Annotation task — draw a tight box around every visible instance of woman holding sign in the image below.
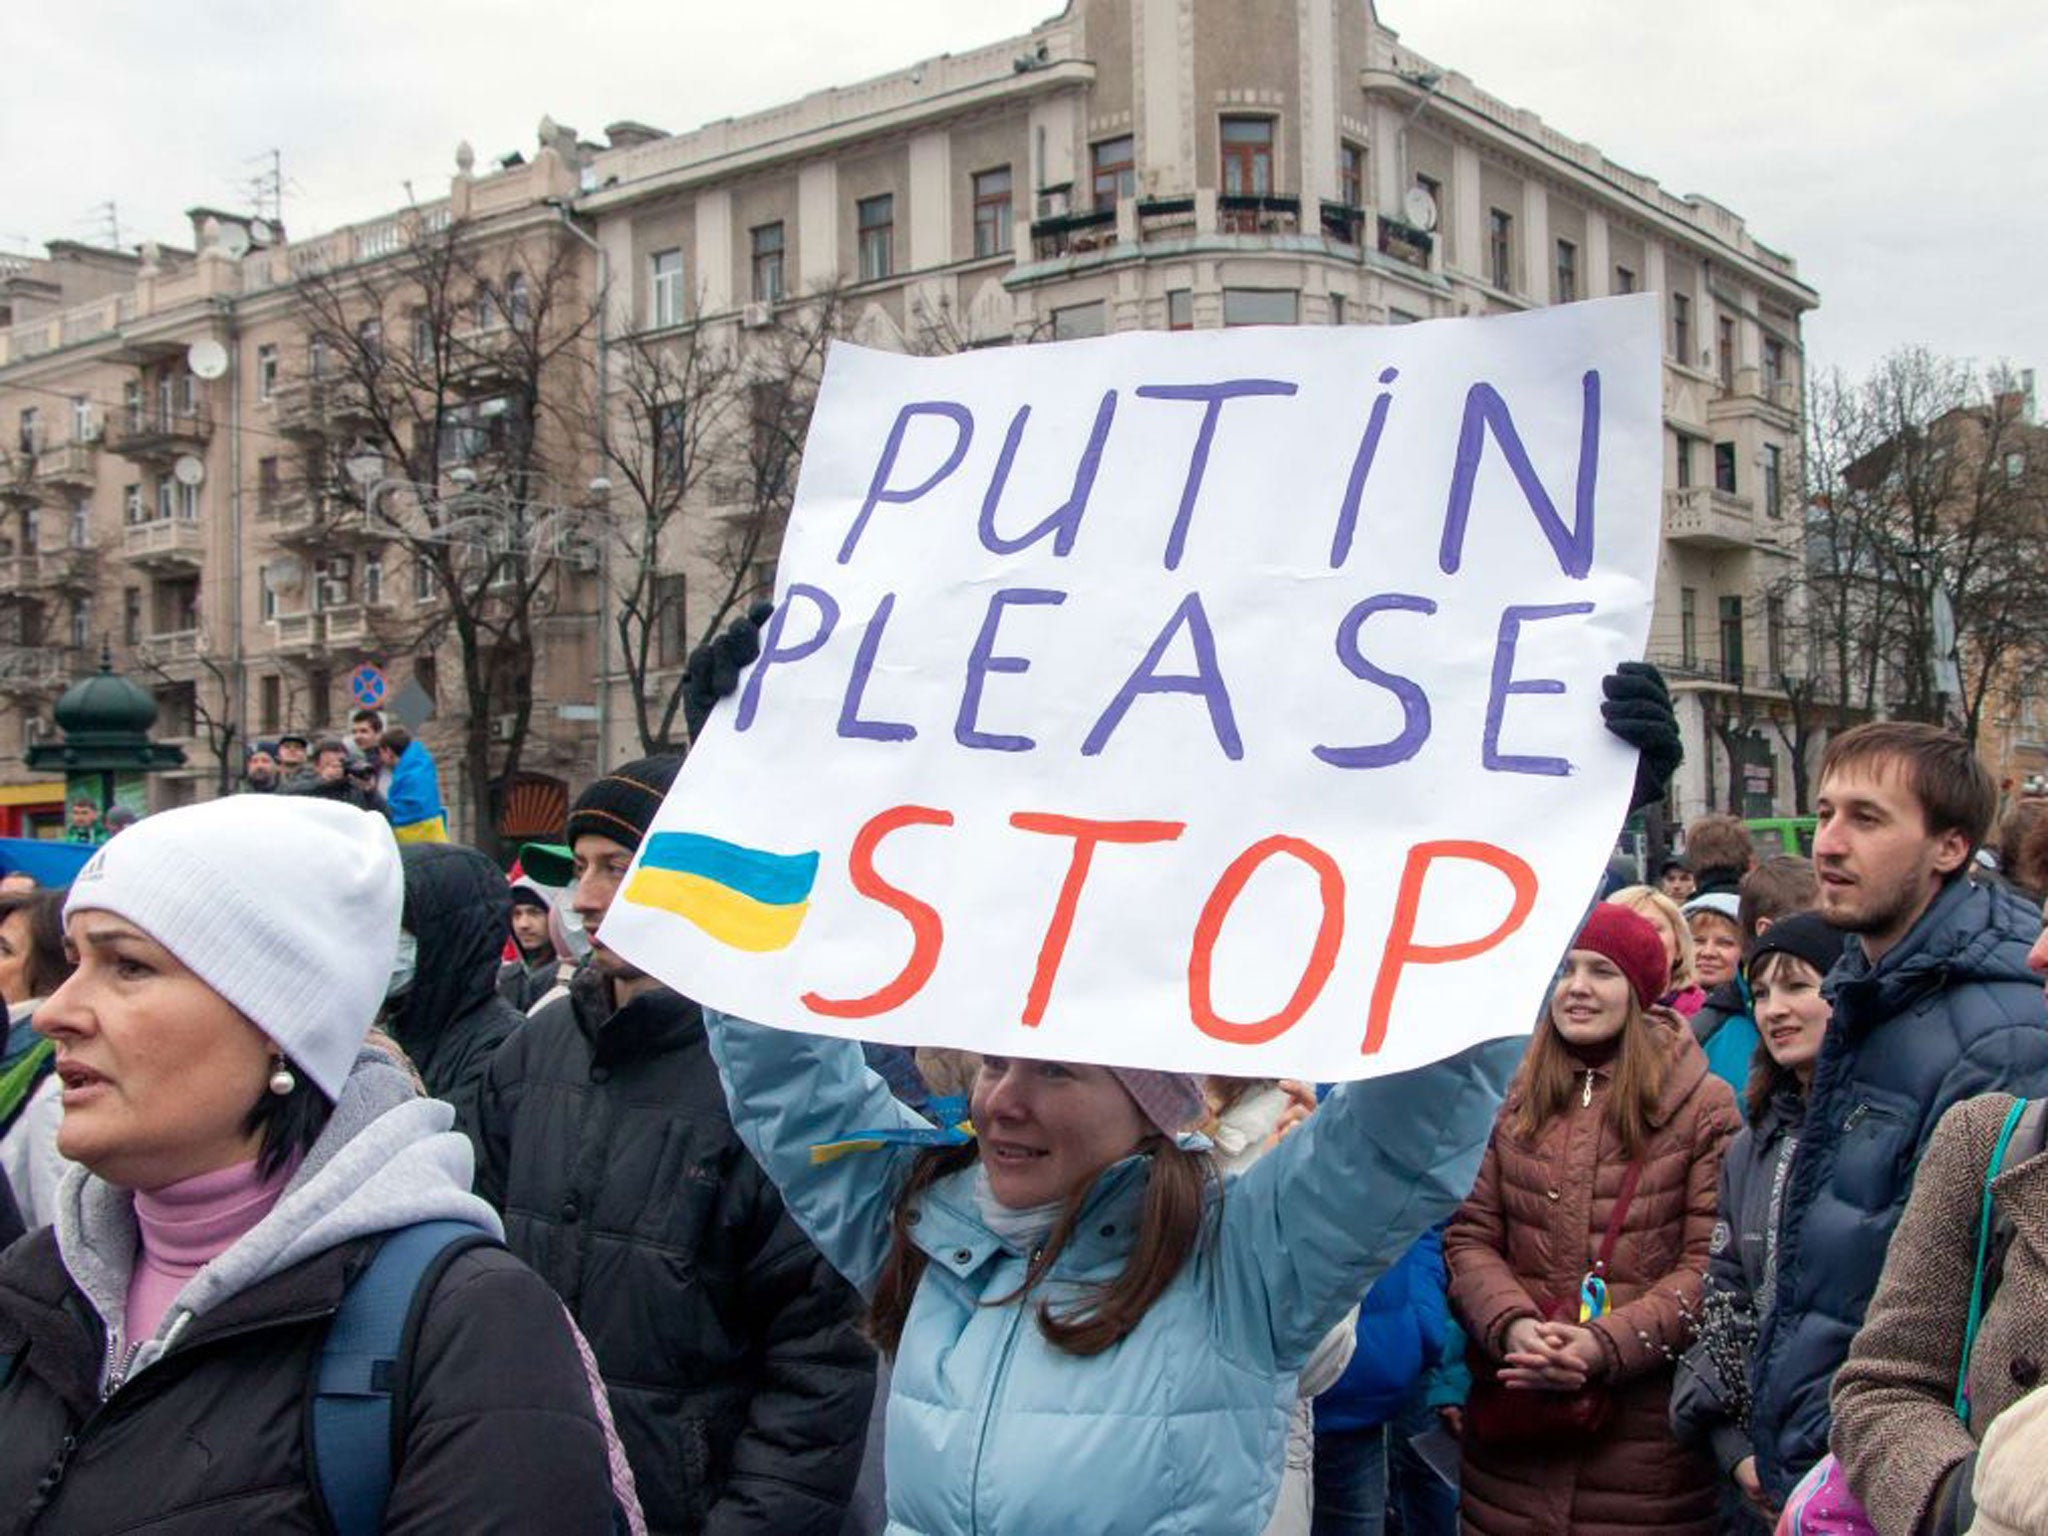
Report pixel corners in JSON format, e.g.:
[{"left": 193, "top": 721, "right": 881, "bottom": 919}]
[{"left": 1444, "top": 902, "right": 1740, "bottom": 1535}]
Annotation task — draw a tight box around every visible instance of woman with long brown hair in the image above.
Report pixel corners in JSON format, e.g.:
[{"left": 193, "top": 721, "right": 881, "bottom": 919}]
[
  {"left": 700, "top": 1015, "right": 1520, "bottom": 1535},
  {"left": 1445, "top": 903, "right": 1740, "bottom": 1535}
]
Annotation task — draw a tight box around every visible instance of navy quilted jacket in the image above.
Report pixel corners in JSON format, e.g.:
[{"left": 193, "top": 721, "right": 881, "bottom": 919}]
[{"left": 1749, "top": 876, "right": 2048, "bottom": 1501}]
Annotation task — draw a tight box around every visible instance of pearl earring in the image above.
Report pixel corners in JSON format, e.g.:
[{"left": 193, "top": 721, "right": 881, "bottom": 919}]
[{"left": 268, "top": 1061, "right": 297, "bottom": 1096}]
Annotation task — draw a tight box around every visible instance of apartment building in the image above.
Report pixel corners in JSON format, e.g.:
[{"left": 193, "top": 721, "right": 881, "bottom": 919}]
[{"left": 0, "top": 0, "right": 1819, "bottom": 837}]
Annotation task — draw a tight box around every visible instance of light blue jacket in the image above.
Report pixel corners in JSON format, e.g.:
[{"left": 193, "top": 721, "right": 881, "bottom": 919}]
[{"left": 705, "top": 1014, "right": 1521, "bottom": 1536}]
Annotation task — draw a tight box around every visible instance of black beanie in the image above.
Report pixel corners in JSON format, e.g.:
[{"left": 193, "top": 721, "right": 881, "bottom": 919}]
[
  {"left": 564, "top": 755, "right": 683, "bottom": 854},
  {"left": 1746, "top": 909, "right": 1851, "bottom": 983}
]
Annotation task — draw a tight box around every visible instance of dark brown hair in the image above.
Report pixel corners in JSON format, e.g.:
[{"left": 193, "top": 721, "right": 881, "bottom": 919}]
[
  {"left": 1996, "top": 800, "right": 2048, "bottom": 898},
  {"left": 0, "top": 890, "right": 73, "bottom": 1001},
  {"left": 1682, "top": 814, "right": 1755, "bottom": 880},
  {"left": 1743, "top": 950, "right": 1817, "bottom": 1121},
  {"left": 1510, "top": 991, "right": 1669, "bottom": 1159},
  {"left": 1818, "top": 721, "right": 1998, "bottom": 851},
  {"left": 1738, "top": 855, "right": 1820, "bottom": 944},
  {"left": 867, "top": 1137, "right": 1216, "bottom": 1359},
  {"left": 379, "top": 725, "right": 413, "bottom": 756}
]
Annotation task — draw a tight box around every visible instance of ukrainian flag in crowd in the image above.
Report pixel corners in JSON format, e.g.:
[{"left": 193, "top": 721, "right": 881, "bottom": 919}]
[{"left": 623, "top": 832, "right": 819, "bottom": 952}]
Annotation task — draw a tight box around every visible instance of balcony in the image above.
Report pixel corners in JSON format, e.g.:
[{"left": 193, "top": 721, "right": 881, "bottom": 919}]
[
  {"left": 319, "top": 602, "right": 402, "bottom": 652},
  {"left": 0, "top": 645, "right": 83, "bottom": 696},
  {"left": 33, "top": 546, "right": 98, "bottom": 590},
  {"left": 122, "top": 517, "right": 207, "bottom": 569},
  {"left": 272, "top": 610, "right": 325, "bottom": 659},
  {"left": 1663, "top": 486, "right": 1759, "bottom": 549},
  {"left": 1030, "top": 207, "right": 1118, "bottom": 261},
  {"left": 34, "top": 440, "right": 96, "bottom": 490},
  {"left": 105, "top": 408, "right": 212, "bottom": 462},
  {"left": 1218, "top": 194, "right": 1301, "bottom": 236},
  {"left": 1320, "top": 201, "right": 1365, "bottom": 247},
  {"left": 135, "top": 629, "right": 202, "bottom": 664},
  {"left": 265, "top": 487, "right": 376, "bottom": 548},
  {"left": 270, "top": 378, "right": 376, "bottom": 439},
  {"left": 1374, "top": 214, "right": 1433, "bottom": 270},
  {"left": 0, "top": 455, "right": 39, "bottom": 506},
  {"left": 0, "top": 552, "right": 38, "bottom": 593}
]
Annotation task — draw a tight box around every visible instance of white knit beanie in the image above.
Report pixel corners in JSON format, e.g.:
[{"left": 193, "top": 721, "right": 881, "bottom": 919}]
[
  {"left": 1967, "top": 1384, "right": 2048, "bottom": 1536},
  {"left": 64, "top": 796, "right": 402, "bottom": 1101}
]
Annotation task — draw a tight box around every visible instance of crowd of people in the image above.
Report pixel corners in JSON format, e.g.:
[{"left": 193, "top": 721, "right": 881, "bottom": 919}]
[{"left": 0, "top": 656, "right": 2044, "bottom": 1534}]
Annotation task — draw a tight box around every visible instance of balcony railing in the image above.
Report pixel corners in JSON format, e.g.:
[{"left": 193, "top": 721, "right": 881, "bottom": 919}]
[
  {"left": 1218, "top": 194, "right": 1301, "bottom": 235},
  {"left": 122, "top": 517, "right": 207, "bottom": 566},
  {"left": 138, "top": 629, "right": 202, "bottom": 662},
  {"left": 1374, "top": 214, "right": 1433, "bottom": 269},
  {"left": 34, "top": 440, "right": 97, "bottom": 487},
  {"left": 0, "top": 644, "right": 82, "bottom": 693},
  {"left": 1663, "top": 486, "right": 1761, "bottom": 549},
  {"left": 270, "top": 378, "right": 376, "bottom": 438},
  {"left": 35, "top": 545, "right": 99, "bottom": 589},
  {"left": 1029, "top": 207, "right": 1118, "bottom": 261},
  {"left": 273, "top": 611, "right": 323, "bottom": 655},
  {"left": 1320, "top": 201, "right": 1365, "bottom": 247},
  {"left": 0, "top": 552, "right": 38, "bottom": 592},
  {"left": 105, "top": 408, "right": 212, "bottom": 461}
]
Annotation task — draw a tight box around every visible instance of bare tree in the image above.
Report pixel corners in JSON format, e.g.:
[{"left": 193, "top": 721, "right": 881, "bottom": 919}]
[
  {"left": 138, "top": 650, "right": 239, "bottom": 796},
  {"left": 287, "top": 211, "right": 598, "bottom": 854}
]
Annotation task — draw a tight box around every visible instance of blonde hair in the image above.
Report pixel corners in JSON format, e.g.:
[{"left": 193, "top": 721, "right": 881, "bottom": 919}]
[{"left": 1607, "top": 884, "right": 1697, "bottom": 992}]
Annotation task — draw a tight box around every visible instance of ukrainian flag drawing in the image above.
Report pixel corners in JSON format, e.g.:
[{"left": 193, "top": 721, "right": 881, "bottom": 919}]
[{"left": 623, "top": 833, "right": 820, "bottom": 953}]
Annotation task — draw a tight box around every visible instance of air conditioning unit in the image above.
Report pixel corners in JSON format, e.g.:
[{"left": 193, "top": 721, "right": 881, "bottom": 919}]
[
  {"left": 317, "top": 577, "right": 351, "bottom": 609},
  {"left": 740, "top": 301, "right": 773, "bottom": 330},
  {"left": 491, "top": 712, "right": 519, "bottom": 742}
]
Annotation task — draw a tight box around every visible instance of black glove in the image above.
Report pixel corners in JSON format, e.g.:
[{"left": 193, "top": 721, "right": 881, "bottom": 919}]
[
  {"left": 1601, "top": 660, "right": 1682, "bottom": 815},
  {"left": 682, "top": 600, "right": 774, "bottom": 740}
]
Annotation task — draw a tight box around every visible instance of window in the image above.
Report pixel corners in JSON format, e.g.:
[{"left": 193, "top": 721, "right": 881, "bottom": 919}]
[
  {"left": 16, "top": 407, "right": 38, "bottom": 456},
  {"left": 123, "top": 484, "right": 143, "bottom": 525},
  {"left": 1671, "top": 293, "right": 1691, "bottom": 364},
  {"left": 1222, "top": 288, "right": 1299, "bottom": 327},
  {"left": 71, "top": 395, "right": 92, "bottom": 442},
  {"left": 68, "top": 500, "right": 88, "bottom": 548},
  {"left": 364, "top": 554, "right": 384, "bottom": 607},
  {"left": 655, "top": 401, "right": 687, "bottom": 483},
  {"left": 856, "top": 196, "right": 894, "bottom": 282},
  {"left": 123, "top": 587, "right": 142, "bottom": 646},
  {"left": 123, "top": 381, "right": 142, "bottom": 429},
  {"left": 155, "top": 479, "right": 174, "bottom": 522},
  {"left": 1767, "top": 596, "right": 1786, "bottom": 677},
  {"left": 1680, "top": 587, "right": 1697, "bottom": 669},
  {"left": 410, "top": 308, "right": 435, "bottom": 367},
  {"left": 306, "top": 668, "right": 331, "bottom": 730},
  {"left": 505, "top": 272, "right": 530, "bottom": 328},
  {"left": 413, "top": 554, "right": 437, "bottom": 603},
  {"left": 256, "top": 344, "right": 279, "bottom": 400},
  {"left": 1219, "top": 117, "right": 1274, "bottom": 197},
  {"left": 177, "top": 481, "right": 199, "bottom": 523},
  {"left": 1091, "top": 136, "right": 1134, "bottom": 212},
  {"left": 750, "top": 223, "right": 784, "bottom": 304},
  {"left": 1555, "top": 239, "right": 1578, "bottom": 303},
  {"left": 1051, "top": 301, "right": 1106, "bottom": 341},
  {"left": 1714, "top": 441, "right": 1738, "bottom": 494},
  {"left": 69, "top": 598, "right": 89, "bottom": 650},
  {"left": 649, "top": 249, "right": 683, "bottom": 329},
  {"left": 177, "top": 373, "right": 198, "bottom": 414},
  {"left": 1717, "top": 315, "right": 1736, "bottom": 389},
  {"left": 1339, "top": 142, "right": 1364, "bottom": 208},
  {"left": 473, "top": 282, "right": 497, "bottom": 332},
  {"left": 1487, "top": 208, "right": 1513, "bottom": 290},
  {"left": 654, "top": 573, "right": 690, "bottom": 668},
  {"left": 1329, "top": 293, "right": 1345, "bottom": 325},
  {"left": 1615, "top": 265, "right": 1637, "bottom": 294},
  {"left": 308, "top": 334, "right": 329, "bottom": 380},
  {"left": 1763, "top": 338, "right": 1786, "bottom": 395},
  {"left": 358, "top": 317, "right": 383, "bottom": 364},
  {"left": 1675, "top": 434, "right": 1694, "bottom": 489},
  {"left": 1167, "top": 290, "right": 1193, "bottom": 331},
  {"left": 972, "top": 167, "right": 1013, "bottom": 258},
  {"left": 1718, "top": 595, "right": 1744, "bottom": 683},
  {"left": 1763, "top": 444, "right": 1783, "bottom": 516},
  {"left": 260, "top": 675, "right": 281, "bottom": 734},
  {"left": 260, "top": 563, "right": 278, "bottom": 621}
]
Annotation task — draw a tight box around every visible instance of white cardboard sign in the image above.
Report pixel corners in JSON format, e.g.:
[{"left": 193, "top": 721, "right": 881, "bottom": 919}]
[{"left": 603, "top": 295, "right": 1662, "bottom": 1080}]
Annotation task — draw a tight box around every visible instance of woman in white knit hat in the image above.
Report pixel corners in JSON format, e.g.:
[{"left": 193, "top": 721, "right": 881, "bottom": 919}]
[{"left": 0, "top": 796, "right": 636, "bottom": 1532}]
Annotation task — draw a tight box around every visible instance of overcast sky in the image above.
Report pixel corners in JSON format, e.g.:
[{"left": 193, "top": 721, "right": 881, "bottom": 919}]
[{"left": 5, "top": 1, "right": 2042, "bottom": 383}]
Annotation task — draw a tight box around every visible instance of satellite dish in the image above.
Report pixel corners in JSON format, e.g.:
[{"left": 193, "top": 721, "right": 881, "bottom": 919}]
[
  {"left": 1403, "top": 187, "right": 1439, "bottom": 232},
  {"left": 172, "top": 454, "right": 206, "bottom": 488},
  {"left": 187, "top": 339, "right": 228, "bottom": 380},
  {"left": 218, "top": 223, "right": 251, "bottom": 259},
  {"left": 248, "top": 218, "right": 274, "bottom": 248}
]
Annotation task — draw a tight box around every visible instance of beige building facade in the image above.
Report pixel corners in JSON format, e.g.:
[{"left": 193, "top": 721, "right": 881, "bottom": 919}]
[{"left": 0, "top": 0, "right": 1818, "bottom": 839}]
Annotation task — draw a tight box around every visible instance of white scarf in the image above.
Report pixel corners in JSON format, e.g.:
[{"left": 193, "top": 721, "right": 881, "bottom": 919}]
[{"left": 971, "top": 1163, "right": 1066, "bottom": 1254}]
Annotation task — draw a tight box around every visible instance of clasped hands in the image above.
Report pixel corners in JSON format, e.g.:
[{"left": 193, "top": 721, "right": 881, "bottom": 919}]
[{"left": 1499, "top": 1316, "right": 1606, "bottom": 1392}]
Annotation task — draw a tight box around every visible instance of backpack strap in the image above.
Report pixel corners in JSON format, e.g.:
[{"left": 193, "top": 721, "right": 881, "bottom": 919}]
[
  {"left": 1958, "top": 1098, "right": 2034, "bottom": 1420},
  {"left": 310, "top": 1220, "right": 496, "bottom": 1536}
]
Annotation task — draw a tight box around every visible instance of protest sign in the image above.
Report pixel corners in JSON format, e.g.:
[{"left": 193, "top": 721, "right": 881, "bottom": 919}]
[{"left": 603, "top": 294, "right": 1663, "bottom": 1080}]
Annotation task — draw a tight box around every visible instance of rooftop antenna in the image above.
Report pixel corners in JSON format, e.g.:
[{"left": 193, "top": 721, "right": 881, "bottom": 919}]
[
  {"left": 244, "top": 148, "right": 285, "bottom": 228},
  {"left": 78, "top": 202, "right": 123, "bottom": 249}
]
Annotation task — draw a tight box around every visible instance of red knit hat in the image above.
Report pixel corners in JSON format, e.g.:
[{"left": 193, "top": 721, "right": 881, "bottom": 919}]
[{"left": 1573, "top": 903, "right": 1670, "bottom": 1009}]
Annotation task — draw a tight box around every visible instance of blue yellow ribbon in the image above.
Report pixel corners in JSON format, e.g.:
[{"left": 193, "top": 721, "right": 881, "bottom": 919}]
[{"left": 811, "top": 1095, "right": 976, "bottom": 1165}]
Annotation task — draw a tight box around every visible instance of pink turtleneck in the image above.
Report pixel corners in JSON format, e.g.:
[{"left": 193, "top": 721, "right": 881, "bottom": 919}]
[{"left": 123, "top": 1156, "right": 294, "bottom": 1350}]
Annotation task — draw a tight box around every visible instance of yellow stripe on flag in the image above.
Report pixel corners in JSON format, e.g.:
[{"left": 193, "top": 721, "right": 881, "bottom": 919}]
[{"left": 624, "top": 867, "right": 810, "bottom": 952}]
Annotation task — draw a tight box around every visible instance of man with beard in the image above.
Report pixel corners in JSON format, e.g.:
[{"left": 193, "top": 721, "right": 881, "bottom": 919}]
[
  {"left": 1747, "top": 721, "right": 2048, "bottom": 1514},
  {"left": 473, "top": 757, "right": 874, "bottom": 1535}
]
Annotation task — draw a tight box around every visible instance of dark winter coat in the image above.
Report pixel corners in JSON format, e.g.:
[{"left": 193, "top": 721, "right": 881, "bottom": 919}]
[
  {"left": 1833, "top": 1093, "right": 2048, "bottom": 1536},
  {"left": 1315, "top": 1226, "right": 1450, "bottom": 1434},
  {"left": 1669, "top": 1088, "right": 1803, "bottom": 1479},
  {"left": 388, "top": 842, "right": 528, "bottom": 1137},
  {"left": 0, "top": 1233, "right": 614, "bottom": 1535},
  {"left": 1446, "top": 1019, "right": 1741, "bottom": 1536},
  {"left": 280, "top": 772, "right": 388, "bottom": 815},
  {"left": 1749, "top": 876, "right": 2048, "bottom": 1503},
  {"left": 497, "top": 953, "right": 560, "bottom": 1014},
  {"left": 473, "top": 971, "right": 876, "bottom": 1536}
]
